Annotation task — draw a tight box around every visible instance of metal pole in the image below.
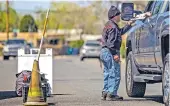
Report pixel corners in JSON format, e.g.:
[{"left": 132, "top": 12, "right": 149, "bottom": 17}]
[
  {"left": 36, "top": 9, "right": 50, "bottom": 61},
  {"left": 6, "top": 0, "right": 9, "bottom": 40}
]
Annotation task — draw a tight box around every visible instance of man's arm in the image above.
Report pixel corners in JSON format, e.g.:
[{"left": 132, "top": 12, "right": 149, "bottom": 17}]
[
  {"left": 120, "top": 24, "right": 132, "bottom": 35},
  {"left": 107, "top": 27, "right": 121, "bottom": 61},
  {"left": 101, "top": 29, "right": 107, "bottom": 44},
  {"left": 120, "top": 20, "right": 136, "bottom": 35},
  {"left": 105, "top": 27, "right": 118, "bottom": 55}
]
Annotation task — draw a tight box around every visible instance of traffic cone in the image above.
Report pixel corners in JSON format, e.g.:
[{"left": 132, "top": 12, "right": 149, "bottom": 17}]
[{"left": 24, "top": 60, "right": 48, "bottom": 106}]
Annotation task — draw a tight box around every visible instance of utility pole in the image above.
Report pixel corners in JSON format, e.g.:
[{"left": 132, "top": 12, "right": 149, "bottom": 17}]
[{"left": 6, "top": 0, "right": 9, "bottom": 40}]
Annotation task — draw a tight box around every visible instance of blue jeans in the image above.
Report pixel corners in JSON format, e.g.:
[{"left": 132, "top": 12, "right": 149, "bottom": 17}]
[{"left": 100, "top": 48, "right": 120, "bottom": 95}]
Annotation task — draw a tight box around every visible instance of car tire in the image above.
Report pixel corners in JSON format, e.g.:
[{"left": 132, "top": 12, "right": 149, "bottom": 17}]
[
  {"left": 80, "top": 57, "right": 84, "bottom": 61},
  {"left": 125, "top": 51, "right": 146, "bottom": 97},
  {"left": 162, "top": 53, "right": 170, "bottom": 106},
  {"left": 3, "top": 56, "right": 9, "bottom": 60}
]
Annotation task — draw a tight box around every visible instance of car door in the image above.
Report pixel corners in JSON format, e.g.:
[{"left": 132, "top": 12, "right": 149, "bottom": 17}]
[
  {"left": 133, "top": 20, "right": 144, "bottom": 65},
  {"left": 141, "top": 1, "right": 164, "bottom": 67},
  {"left": 135, "top": 1, "right": 155, "bottom": 66}
]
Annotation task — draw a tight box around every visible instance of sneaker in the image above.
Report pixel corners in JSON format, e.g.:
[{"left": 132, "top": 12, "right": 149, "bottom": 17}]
[
  {"left": 106, "top": 93, "right": 123, "bottom": 101},
  {"left": 101, "top": 91, "right": 107, "bottom": 100}
]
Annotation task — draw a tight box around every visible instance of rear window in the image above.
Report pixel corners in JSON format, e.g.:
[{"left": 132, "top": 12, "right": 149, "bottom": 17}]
[
  {"left": 6, "top": 40, "right": 25, "bottom": 44},
  {"left": 85, "top": 43, "right": 101, "bottom": 47}
]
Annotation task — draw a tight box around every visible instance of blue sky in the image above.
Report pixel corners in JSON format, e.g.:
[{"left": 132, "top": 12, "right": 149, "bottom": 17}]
[
  {"left": 0, "top": 0, "right": 119, "bottom": 16},
  {"left": 0, "top": 0, "right": 91, "bottom": 16},
  {"left": 11, "top": 0, "right": 90, "bottom": 11},
  {"left": 0, "top": 0, "right": 91, "bottom": 13}
]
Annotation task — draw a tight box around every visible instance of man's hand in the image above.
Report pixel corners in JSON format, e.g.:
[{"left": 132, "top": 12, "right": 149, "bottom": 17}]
[
  {"left": 127, "top": 20, "right": 135, "bottom": 26},
  {"left": 145, "top": 11, "right": 152, "bottom": 17},
  {"left": 113, "top": 55, "right": 120, "bottom": 62}
]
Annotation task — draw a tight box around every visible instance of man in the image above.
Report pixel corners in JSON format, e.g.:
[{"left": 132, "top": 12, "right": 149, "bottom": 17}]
[{"left": 100, "top": 5, "right": 134, "bottom": 101}]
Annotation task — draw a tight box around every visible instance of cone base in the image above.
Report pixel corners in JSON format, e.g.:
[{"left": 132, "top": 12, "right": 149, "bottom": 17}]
[{"left": 24, "top": 102, "right": 48, "bottom": 106}]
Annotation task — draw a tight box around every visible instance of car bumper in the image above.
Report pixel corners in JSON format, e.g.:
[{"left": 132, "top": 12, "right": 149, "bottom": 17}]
[
  {"left": 81, "top": 52, "right": 100, "bottom": 58},
  {"left": 3, "top": 51, "right": 18, "bottom": 56}
]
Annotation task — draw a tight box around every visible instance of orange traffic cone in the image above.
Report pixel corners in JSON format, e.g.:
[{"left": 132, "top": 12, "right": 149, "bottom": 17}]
[{"left": 24, "top": 60, "right": 48, "bottom": 106}]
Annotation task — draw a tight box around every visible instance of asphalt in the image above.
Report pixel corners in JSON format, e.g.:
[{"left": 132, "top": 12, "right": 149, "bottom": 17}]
[{"left": 0, "top": 56, "right": 164, "bottom": 106}]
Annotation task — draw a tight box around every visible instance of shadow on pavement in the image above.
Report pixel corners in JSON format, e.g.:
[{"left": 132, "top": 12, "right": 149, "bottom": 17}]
[
  {"left": 51, "top": 93, "right": 74, "bottom": 96},
  {"left": 0, "top": 91, "right": 17, "bottom": 100},
  {"left": 122, "top": 95, "right": 163, "bottom": 104},
  {"left": 48, "top": 103, "right": 56, "bottom": 106},
  {"left": 144, "top": 95, "right": 163, "bottom": 103}
]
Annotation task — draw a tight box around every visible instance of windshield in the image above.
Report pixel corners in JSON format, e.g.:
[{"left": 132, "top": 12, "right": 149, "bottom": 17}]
[{"left": 6, "top": 40, "right": 25, "bottom": 45}]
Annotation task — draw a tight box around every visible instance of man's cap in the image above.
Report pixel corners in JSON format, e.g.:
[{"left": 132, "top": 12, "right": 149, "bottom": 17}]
[{"left": 108, "top": 6, "right": 121, "bottom": 20}]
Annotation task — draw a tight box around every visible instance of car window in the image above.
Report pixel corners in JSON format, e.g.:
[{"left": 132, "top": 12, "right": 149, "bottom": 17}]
[
  {"left": 152, "top": 1, "right": 164, "bottom": 15},
  {"left": 85, "top": 43, "right": 101, "bottom": 47},
  {"left": 6, "top": 40, "right": 25, "bottom": 44},
  {"left": 144, "top": 1, "right": 155, "bottom": 12},
  {"left": 166, "top": 3, "right": 169, "bottom": 12}
]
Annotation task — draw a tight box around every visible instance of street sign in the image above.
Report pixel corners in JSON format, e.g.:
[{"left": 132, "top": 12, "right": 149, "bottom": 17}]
[{"left": 18, "top": 48, "right": 53, "bottom": 95}]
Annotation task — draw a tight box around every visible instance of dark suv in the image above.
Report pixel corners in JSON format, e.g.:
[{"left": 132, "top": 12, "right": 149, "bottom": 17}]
[{"left": 121, "top": 1, "right": 169, "bottom": 106}]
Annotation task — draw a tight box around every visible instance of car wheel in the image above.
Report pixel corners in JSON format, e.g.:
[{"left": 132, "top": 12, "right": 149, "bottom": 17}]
[
  {"left": 80, "top": 57, "right": 84, "bottom": 61},
  {"left": 163, "top": 53, "right": 170, "bottom": 106},
  {"left": 3, "top": 56, "right": 9, "bottom": 60},
  {"left": 125, "top": 51, "right": 146, "bottom": 97}
]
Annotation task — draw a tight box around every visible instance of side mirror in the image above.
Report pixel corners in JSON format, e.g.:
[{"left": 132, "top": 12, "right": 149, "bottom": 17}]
[{"left": 121, "top": 3, "right": 134, "bottom": 21}]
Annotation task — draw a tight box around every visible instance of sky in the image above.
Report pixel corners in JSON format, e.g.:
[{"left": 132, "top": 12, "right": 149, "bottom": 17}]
[
  {"left": 11, "top": 0, "right": 90, "bottom": 11},
  {"left": 0, "top": 0, "right": 121, "bottom": 17},
  {"left": 0, "top": 0, "right": 91, "bottom": 15}
]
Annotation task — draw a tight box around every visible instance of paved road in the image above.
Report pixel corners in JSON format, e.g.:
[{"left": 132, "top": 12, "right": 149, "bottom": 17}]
[{"left": 0, "top": 56, "right": 164, "bottom": 106}]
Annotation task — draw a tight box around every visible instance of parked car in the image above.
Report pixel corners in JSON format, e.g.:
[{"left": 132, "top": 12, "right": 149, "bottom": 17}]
[
  {"left": 2, "top": 39, "right": 29, "bottom": 60},
  {"left": 121, "top": 1, "right": 169, "bottom": 106},
  {"left": 80, "top": 40, "right": 101, "bottom": 61}
]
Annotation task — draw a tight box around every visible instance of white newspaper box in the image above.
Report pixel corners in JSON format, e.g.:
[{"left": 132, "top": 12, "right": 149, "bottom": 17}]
[{"left": 18, "top": 48, "right": 53, "bottom": 95}]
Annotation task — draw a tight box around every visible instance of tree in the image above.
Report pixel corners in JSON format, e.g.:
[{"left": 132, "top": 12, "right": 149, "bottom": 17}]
[
  {"left": 19, "top": 15, "right": 38, "bottom": 32},
  {"left": 36, "top": 2, "right": 99, "bottom": 34},
  {"left": 0, "top": 7, "right": 19, "bottom": 32},
  {"left": 88, "top": 1, "right": 108, "bottom": 34}
]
